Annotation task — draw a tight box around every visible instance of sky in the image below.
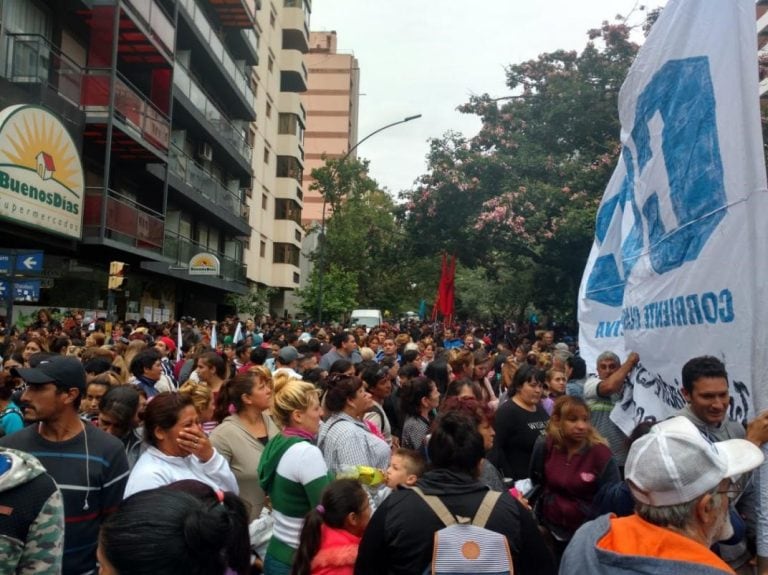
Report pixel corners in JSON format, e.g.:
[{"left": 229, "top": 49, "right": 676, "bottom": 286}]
[{"left": 309, "top": 0, "right": 663, "bottom": 195}]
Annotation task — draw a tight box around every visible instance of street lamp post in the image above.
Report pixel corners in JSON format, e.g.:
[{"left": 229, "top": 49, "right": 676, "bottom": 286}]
[{"left": 315, "top": 114, "right": 422, "bottom": 324}]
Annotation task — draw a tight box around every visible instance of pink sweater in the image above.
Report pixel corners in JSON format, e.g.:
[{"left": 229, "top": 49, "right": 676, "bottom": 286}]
[{"left": 310, "top": 524, "right": 361, "bottom": 575}]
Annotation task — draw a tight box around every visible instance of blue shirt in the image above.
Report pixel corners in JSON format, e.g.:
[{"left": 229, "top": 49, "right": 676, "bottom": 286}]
[{"left": 0, "top": 401, "right": 24, "bottom": 436}]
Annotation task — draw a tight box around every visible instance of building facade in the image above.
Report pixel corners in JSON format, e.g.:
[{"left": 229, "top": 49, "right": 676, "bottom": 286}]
[
  {"left": 0, "top": 0, "right": 307, "bottom": 323},
  {"left": 300, "top": 30, "right": 359, "bottom": 226}
]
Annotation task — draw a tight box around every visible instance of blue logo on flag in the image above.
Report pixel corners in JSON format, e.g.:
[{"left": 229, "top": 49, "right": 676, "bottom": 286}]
[{"left": 586, "top": 57, "right": 727, "bottom": 307}]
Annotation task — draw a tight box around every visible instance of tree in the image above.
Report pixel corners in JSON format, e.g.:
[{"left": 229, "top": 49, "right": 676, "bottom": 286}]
[
  {"left": 295, "top": 264, "right": 357, "bottom": 322},
  {"left": 398, "top": 19, "right": 643, "bottom": 323},
  {"left": 303, "top": 157, "right": 417, "bottom": 317},
  {"left": 226, "top": 285, "right": 275, "bottom": 320}
]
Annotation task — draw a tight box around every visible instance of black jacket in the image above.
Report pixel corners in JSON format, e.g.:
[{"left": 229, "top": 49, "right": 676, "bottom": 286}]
[{"left": 354, "top": 468, "right": 556, "bottom": 575}]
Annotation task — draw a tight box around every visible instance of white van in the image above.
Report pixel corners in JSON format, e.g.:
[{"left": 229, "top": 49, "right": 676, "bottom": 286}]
[{"left": 350, "top": 309, "right": 382, "bottom": 330}]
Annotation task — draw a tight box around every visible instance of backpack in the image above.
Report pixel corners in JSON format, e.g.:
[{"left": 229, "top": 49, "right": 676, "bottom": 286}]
[{"left": 412, "top": 486, "right": 514, "bottom": 575}]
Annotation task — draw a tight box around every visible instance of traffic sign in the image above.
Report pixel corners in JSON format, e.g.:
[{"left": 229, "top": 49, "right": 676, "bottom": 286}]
[
  {"left": 16, "top": 252, "right": 43, "bottom": 272},
  {"left": 0, "top": 255, "right": 9, "bottom": 274},
  {"left": 13, "top": 280, "right": 40, "bottom": 301},
  {"left": 0, "top": 280, "right": 7, "bottom": 298}
]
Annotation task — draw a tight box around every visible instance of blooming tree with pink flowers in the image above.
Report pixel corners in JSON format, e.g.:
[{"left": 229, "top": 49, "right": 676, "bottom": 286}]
[{"left": 398, "top": 19, "right": 642, "bottom": 320}]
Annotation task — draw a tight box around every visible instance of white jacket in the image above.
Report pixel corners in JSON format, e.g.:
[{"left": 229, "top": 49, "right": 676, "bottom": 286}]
[{"left": 124, "top": 445, "right": 238, "bottom": 498}]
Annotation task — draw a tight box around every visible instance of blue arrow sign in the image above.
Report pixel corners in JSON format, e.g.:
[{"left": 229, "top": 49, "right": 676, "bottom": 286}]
[
  {"left": 16, "top": 252, "right": 43, "bottom": 272},
  {"left": 0, "top": 254, "right": 9, "bottom": 274},
  {"left": 13, "top": 280, "right": 40, "bottom": 302},
  {"left": 0, "top": 280, "right": 7, "bottom": 299}
]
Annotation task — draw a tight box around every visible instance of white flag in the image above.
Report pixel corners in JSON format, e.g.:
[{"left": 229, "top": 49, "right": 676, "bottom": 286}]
[{"left": 578, "top": 0, "right": 768, "bottom": 434}]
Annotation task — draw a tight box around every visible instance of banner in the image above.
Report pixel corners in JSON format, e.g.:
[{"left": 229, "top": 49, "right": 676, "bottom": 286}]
[{"left": 578, "top": 0, "right": 768, "bottom": 435}]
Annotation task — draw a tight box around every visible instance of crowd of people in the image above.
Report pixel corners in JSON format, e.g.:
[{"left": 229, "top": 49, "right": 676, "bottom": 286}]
[{"left": 0, "top": 308, "right": 767, "bottom": 574}]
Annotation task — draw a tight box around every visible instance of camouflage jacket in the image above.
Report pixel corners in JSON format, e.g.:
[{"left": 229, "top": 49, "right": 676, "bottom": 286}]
[{"left": 0, "top": 447, "right": 64, "bottom": 574}]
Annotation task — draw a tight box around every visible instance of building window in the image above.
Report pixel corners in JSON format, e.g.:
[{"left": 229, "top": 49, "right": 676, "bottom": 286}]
[
  {"left": 266, "top": 101, "right": 272, "bottom": 118},
  {"left": 263, "top": 148, "right": 269, "bottom": 164},
  {"left": 276, "top": 156, "right": 303, "bottom": 183},
  {"left": 278, "top": 113, "right": 304, "bottom": 141},
  {"left": 270, "top": 9, "right": 276, "bottom": 28},
  {"left": 268, "top": 56, "right": 274, "bottom": 73},
  {"left": 293, "top": 272, "right": 300, "bottom": 284},
  {"left": 275, "top": 199, "right": 301, "bottom": 224},
  {"left": 260, "top": 240, "right": 266, "bottom": 257},
  {"left": 273, "top": 243, "right": 300, "bottom": 266},
  {"left": 295, "top": 229, "right": 302, "bottom": 242},
  {"left": 262, "top": 193, "right": 268, "bottom": 210}
]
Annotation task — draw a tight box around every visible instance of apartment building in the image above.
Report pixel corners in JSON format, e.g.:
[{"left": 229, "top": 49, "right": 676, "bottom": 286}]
[
  {"left": 0, "top": 0, "right": 307, "bottom": 322},
  {"left": 300, "top": 30, "right": 359, "bottom": 226},
  {"left": 245, "top": 0, "right": 309, "bottom": 318}
]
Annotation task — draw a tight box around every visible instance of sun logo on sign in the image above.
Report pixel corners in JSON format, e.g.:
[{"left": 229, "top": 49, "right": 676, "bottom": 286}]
[{"left": 0, "top": 107, "right": 82, "bottom": 197}]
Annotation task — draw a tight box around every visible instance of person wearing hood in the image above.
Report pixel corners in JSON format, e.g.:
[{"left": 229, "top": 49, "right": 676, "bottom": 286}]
[
  {"left": 0, "top": 447, "right": 64, "bottom": 574},
  {"left": 258, "top": 377, "right": 331, "bottom": 575},
  {"left": 123, "top": 392, "right": 237, "bottom": 498},
  {"left": 560, "top": 416, "right": 764, "bottom": 575},
  {"left": 354, "top": 410, "right": 555, "bottom": 575}
]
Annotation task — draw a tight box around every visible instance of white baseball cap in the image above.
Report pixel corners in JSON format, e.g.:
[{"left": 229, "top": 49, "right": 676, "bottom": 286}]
[{"left": 626, "top": 416, "right": 764, "bottom": 506}]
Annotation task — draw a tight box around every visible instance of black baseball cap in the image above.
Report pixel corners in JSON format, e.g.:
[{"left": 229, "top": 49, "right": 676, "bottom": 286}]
[{"left": 12, "top": 356, "right": 86, "bottom": 393}]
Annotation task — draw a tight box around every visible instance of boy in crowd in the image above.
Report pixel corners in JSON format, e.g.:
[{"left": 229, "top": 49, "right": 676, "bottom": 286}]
[{"left": 385, "top": 448, "right": 425, "bottom": 489}]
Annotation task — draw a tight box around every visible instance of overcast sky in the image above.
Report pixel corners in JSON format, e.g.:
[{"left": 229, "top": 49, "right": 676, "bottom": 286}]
[{"left": 309, "top": 1, "right": 664, "bottom": 195}]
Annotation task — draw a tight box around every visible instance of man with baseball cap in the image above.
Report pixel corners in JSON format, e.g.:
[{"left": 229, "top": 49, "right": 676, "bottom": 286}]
[
  {"left": 272, "top": 345, "right": 303, "bottom": 379},
  {"left": 561, "top": 416, "right": 764, "bottom": 574},
  {"left": 0, "top": 356, "right": 129, "bottom": 575}
]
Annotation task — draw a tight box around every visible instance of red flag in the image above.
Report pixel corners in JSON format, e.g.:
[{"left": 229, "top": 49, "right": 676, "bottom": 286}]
[
  {"left": 432, "top": 253, "right": 447, "bottom": 320},
  {"left": 441, "top": 255, "right": 456, "bottom": 321}
]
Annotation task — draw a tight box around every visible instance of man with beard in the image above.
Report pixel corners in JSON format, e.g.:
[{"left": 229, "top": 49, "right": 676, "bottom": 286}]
[{"left": 561, "top": 416, "right": 763, "bottom": 574}]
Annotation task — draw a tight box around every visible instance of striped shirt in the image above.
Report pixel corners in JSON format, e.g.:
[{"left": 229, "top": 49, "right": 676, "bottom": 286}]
[
  {"left": 0, "top": 423, "right": 130, "bottom": 575},
  {"left": 267, "top": 441, "right": 330, "bottom": 563}
]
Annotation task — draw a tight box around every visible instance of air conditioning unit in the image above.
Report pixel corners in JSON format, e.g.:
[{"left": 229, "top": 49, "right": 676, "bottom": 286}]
[{"left": 197, "top": 142, "right": 213, "bottom": 162}]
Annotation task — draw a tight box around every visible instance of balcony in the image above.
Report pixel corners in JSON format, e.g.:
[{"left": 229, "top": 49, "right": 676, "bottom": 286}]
[
  {"left": 178, "top": 0, "right": 256, "bottom": 117},
  {"left": 272, "top": 263, "right": 300, "bottom": 287},
  {"left": 163, "top": 144, "right": 251, "bottom": 234},
  {"left": 282, "top": 0, "right": 309, "bottom": 53},
  {"left": 280, "top": 50, "right": 308, "bottom": 92},
  {"left": 83, "top": 187, "right": 164, "bottom": 254},
  {"left": 279, "top": 92, "right": 306, "bottom": 124},
  {"left": 275, "top": 176, "right": 303, "bottom": 201},
  {"left": 163, "top": 230, "right": 246, "bottom": 283},
  {"left": 207, "top": 0, "right": 256, "bottom": 28},
  {"left": 273, "top": 220, "right": 302, "bottom": 245},
  {"left": 227, "top": 28, "right": 259, "bottom": 66},
  {"left": 81, "top": 69, "right": 170, "bottom": 157},
  {"left": 122, "top": 0, "right": 175, "bottom": 62},
  {"left": 277, "top": 134, "right": 303, "bottom": 164},
  {"left": 4, "top": 34, "right": 83, "bottom": 109},
  {"left": 173, "top": 63, "right": 253, "bottom": 167}
]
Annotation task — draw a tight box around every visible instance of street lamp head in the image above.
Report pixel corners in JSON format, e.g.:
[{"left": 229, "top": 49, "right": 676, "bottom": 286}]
[{"left": 403, "top": 114, "right": 422, "bottom": 122}]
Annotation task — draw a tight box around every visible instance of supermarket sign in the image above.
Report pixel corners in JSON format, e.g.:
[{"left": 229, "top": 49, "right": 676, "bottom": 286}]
[{"left": 0, "top": 105, "right": 84, "bottom": 239}]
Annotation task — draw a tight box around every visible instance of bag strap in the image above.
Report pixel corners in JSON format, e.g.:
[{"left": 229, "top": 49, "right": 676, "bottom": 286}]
[
  {"left": 411, "top": 486, "right": 458, "bottom": 526},
  {"left": 472, "top": 490, "right": 502, "bottom": 528},
  {"left": 412, "top": 486, "right": 502, "bottom": 528}
]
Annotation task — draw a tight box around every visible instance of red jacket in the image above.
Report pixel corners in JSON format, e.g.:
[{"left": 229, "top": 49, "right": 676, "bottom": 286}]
[{"left": 311, "top": 524, "right": 360, "bottom": 575}]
